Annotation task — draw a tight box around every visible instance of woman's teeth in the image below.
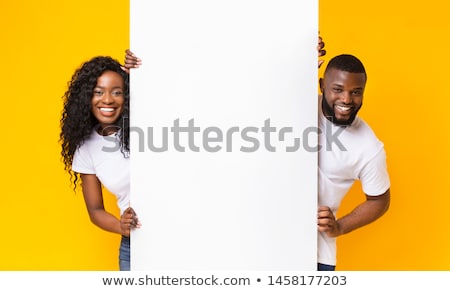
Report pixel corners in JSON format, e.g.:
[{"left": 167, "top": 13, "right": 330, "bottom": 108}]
[{"left": 100, "top": 108, "right": 114, "bottom": 112}]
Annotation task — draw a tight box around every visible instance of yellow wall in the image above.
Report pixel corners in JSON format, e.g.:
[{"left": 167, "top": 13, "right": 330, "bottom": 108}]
[
  {"left": 1, "top": 0, "right": 448, "bottom": 270},
  {"left": 320, "top": 0, "right": 450, "bottom": 270},
  {"left": 0, "top": 0, "right": 128, "bottom": 270}
]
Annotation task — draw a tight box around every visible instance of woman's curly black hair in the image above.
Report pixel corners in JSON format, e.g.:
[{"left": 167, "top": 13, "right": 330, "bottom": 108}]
[{"left": 60, "top": 56, "right": 129, "bottom": 189}]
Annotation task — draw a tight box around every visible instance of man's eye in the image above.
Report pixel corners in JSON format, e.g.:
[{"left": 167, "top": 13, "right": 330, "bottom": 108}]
[
  {"left": 352, "top": 91, "right": 362, "bottom": 95},
  {"left": 332, "top": 88, "right": 342, "bottom": 93}
]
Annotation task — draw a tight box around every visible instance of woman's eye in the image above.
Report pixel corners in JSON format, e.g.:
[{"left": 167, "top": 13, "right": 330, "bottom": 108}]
[
  {"left": 93, "top": 90, "right": 103, "bottom": 96},
  {"left": 112, "top": 91, "right": 123, "bottom": 96}
]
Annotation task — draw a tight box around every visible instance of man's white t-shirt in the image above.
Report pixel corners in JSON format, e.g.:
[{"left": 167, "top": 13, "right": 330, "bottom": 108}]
[
  {"left": 72, "top": 129, "right": 130, "bottom": 215},
  {"left": 318, "top": 99, "right": 390, "bottom": 266}
]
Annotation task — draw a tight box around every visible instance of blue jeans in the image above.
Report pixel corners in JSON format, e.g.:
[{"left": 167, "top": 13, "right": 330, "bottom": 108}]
[
  {"left": 317, "top": 263, "right": 335, "bottom": 271},
  {"left": 119, "top": 236, "right": 130, "bottom": 271}
]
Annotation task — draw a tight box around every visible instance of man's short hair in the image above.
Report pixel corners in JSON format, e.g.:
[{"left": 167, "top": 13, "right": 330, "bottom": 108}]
[{"left": 325, "top": 54, "right": 367, "bottom": 79}]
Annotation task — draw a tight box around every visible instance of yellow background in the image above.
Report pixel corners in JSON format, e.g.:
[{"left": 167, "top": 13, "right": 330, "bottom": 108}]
[
  {"left": 320, "top": 0, "right": 450, "bottom": 270},
  {"left": 0, "top": 0, "right": 449, "bottom": 270},
  {"left": 0, "top": 0, "right": 128, "bottom": 270}
]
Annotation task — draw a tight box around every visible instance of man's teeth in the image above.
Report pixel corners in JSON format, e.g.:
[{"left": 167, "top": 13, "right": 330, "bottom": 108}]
[
  {"left": 100, "top": 108, "right": 114, "bottom": 112},
  {"left": 335, "top": 105, "right": 351, "bottom": 111}
]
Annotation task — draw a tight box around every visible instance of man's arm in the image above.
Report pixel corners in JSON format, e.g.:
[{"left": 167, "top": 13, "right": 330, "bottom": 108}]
[
  {"left": 318, "top": 188, "right": 390, "bottom": 237},
  {"left": 318, "top": 35, "right": 326, "bottom": 68}
]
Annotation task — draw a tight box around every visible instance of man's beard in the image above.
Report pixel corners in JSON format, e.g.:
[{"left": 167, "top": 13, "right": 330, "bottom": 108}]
[{"left": 321, "top": 92, "right": 361, "bottom": 126}]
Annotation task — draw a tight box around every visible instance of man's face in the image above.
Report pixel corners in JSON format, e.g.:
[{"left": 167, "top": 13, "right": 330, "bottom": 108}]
[{"left": 320, "top": 68, "right": 366, "bottom": 126}]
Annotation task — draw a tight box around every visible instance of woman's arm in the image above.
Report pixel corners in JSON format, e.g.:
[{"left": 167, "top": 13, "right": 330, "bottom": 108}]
[
  {"left": 121, "top": 49, "right": 142, "bottom": 73},
  {"left": 80, "top": 173, "right": 138, "bottom": 236}
]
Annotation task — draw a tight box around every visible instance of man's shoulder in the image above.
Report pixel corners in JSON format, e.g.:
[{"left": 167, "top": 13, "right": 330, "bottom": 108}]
[
  {"left": 351, "top": 116, "right": 379, "bottom": 138},
  {"left": 350, "top": 116, "right": 385, "bottom": 157}
]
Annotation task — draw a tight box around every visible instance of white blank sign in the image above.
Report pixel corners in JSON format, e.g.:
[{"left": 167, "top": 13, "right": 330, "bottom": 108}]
[{"left": 130, "top": 0, "right": 318, "bottom": 270}]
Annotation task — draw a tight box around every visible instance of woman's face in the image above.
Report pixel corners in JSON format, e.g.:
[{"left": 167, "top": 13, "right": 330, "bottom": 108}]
[{"left": 91, "top": 70, "right": 125, "bottom": 135}]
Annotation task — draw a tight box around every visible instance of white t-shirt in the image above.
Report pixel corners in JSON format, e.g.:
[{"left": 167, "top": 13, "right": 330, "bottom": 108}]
[
  {"left": 72, "top": 129, "right": 130, "bottom": 215},
  {"left": 318, "top": 99, "right": 390, "bottom": 266}
]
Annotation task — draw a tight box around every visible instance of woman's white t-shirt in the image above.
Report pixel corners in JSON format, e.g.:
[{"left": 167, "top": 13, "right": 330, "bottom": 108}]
[{"left": 72, "top": 129, "right": 130, "bottom": 215}]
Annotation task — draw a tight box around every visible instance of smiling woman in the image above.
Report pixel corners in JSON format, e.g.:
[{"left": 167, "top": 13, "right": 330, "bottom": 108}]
[
  {"left": 91, "top": 71, "right": 126, "bottom": 135},
  {"left": 59, "top": 56, "right": 140, "bottom": 271}
]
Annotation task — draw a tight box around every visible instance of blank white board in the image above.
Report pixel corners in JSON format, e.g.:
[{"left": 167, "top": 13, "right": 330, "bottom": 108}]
[{"left": 130, "top": 0, "right": 318, "bottom": 270}]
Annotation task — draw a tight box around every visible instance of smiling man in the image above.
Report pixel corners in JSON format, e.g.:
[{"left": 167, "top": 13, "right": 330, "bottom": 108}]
[{"left": 316, "top": 54, "right": 391, "bottom": 271}]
